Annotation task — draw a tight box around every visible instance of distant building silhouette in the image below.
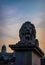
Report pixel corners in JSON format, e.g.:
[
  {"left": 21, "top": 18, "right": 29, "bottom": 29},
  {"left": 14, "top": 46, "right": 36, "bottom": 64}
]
[{"left": 0, "top": 45, "right": 15, "bottom": 65}]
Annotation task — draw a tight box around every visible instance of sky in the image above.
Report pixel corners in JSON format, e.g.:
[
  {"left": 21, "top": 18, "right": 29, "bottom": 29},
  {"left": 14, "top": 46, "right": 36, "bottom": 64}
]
[{"left": 0, "top": 0, "right": 45, "bottom": 53}]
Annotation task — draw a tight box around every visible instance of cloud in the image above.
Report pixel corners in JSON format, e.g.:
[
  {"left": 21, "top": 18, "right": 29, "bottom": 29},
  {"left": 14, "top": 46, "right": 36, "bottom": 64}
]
[
  {"left": 0, "top": 22, "right": 21, "bottom": 39},
  {"left": 0, "top": 5, "right": 18, "bottom": 26},
  {"left": 2, "top": 6, "right": 17, "bottom": 17},
  {"left": 37, "top": 12, "right": 45, "bottom": 28},
  {"left": 38, "top": 22, "right": 45, "bottom": 28}
]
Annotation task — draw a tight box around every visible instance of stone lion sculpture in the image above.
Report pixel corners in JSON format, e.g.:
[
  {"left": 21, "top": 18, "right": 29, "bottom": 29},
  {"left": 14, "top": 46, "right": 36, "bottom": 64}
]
[{"left": 19, "top": 21, "right": 39, "bottom": 46}]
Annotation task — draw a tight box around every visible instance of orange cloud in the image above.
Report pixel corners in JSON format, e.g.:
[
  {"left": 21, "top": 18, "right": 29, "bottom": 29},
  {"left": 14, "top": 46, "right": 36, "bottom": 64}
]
[{"left": 36, "top": 28, "right": 45, "bottom": 53}]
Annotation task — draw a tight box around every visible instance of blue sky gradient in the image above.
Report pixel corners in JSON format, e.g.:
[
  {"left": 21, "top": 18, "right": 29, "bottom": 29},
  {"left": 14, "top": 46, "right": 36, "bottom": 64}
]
[{"left": 0, "top": 0, "right": 45, "bottom": 52}]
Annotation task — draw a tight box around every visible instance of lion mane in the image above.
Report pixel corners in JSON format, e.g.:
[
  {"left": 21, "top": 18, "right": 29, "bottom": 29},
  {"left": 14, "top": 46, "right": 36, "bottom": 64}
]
[{"left": 19, "top": 21, "right": 36, "bottom": 41}]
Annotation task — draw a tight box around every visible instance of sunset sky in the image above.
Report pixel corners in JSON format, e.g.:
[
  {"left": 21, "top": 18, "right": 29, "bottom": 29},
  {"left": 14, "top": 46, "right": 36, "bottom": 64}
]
[{"left": 0, "top": 0, "right": 45, "bottom": 53}]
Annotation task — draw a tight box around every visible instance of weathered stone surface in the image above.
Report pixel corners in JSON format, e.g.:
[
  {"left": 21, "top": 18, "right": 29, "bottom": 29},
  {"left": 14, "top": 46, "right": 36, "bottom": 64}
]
[
  {"left": 18, "top": 21, "right": 39, "bottom": 46},
  {"left": 32, "top": 52, "right": 41, "bottom": 65},
  {"left": 19, "top": 21, "right": 36, "bottom": 41},
  {"left": 15, "top": 51, "right": 32, "bottom": 65}
]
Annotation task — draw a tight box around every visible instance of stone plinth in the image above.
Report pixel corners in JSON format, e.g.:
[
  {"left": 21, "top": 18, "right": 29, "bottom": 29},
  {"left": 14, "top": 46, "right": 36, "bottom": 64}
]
[{"left": 9, "top": 44, "right": 44, "bottom": 65}]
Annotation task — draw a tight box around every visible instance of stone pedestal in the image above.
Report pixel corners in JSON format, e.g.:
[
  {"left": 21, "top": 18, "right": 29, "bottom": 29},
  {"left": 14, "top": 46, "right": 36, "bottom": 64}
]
[{"left": 9, "top": 44, "right": 44, "bottom": 65}]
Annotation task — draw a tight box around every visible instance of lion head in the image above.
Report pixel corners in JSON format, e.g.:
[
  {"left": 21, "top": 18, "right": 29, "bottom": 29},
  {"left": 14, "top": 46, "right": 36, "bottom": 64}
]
[{"left": 19, "top": 21, "right": 36, "bottom": 42}]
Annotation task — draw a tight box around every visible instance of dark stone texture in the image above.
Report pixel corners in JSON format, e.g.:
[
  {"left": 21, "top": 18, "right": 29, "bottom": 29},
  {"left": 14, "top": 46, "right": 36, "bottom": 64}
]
[
  {"left": 15, "top": 51, "right": 32, "bottom": 65},
  {"left": 19, "top": 21, "right": 39, "bottom": 46}
]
